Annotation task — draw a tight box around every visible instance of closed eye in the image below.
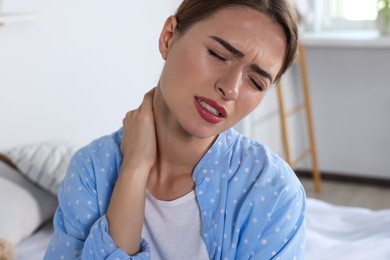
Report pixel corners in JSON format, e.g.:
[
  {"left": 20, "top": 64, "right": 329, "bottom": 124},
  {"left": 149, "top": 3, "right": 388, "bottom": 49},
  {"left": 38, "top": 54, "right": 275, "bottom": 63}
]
[
  {"left": 208, "top": 49, "right": 227, "bottom": 61},
  {"left": 249, "top": 77, "right": 265, "bottom": 92}
]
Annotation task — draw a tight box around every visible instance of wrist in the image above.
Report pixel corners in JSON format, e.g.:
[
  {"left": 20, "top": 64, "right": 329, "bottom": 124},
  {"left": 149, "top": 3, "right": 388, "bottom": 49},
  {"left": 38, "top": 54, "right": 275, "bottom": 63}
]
[{"left": 119, "top": 161, "right": 151, "bottom": 182}]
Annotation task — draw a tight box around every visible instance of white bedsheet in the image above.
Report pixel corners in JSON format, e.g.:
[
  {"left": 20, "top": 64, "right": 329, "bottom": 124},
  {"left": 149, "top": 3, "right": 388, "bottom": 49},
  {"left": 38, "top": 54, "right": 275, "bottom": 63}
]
[
  {"left": 306, "top": 198, "right": 390, "bottom": 260},
  {"left": 15, "top": 198, "right": 390, "bottom": 259}
]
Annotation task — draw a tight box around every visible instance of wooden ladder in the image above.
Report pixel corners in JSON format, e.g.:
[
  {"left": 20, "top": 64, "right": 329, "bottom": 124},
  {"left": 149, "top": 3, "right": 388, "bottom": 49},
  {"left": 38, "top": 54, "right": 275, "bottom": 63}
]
[{"left": 276, "top": 43, "right": 322, "bottom": 193}]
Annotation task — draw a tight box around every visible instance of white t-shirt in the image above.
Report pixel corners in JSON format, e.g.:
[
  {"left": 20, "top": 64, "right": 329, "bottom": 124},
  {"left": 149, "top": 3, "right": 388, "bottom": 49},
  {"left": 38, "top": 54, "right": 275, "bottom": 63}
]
[{"left": 142, "top": 190, "right": 209, "bottom": 260}]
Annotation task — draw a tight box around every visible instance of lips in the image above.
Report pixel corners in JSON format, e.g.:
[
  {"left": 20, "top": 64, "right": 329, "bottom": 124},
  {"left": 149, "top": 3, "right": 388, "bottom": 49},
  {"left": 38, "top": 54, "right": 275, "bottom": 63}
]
[{"left": 194, "top": 96, "right": 227, "bottom": 124}]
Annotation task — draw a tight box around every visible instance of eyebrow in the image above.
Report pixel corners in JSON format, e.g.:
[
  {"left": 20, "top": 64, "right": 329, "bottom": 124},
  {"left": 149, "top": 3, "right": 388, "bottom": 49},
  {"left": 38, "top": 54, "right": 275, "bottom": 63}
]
[
  {"left": 209, "top": 35, "right": 244, "bottom": 58},
  {"left": 208, "top": 35, "right": 274, "bottom": 83},
  {"left": 250, "top": 64, "right": 273, "bottom": 84}
]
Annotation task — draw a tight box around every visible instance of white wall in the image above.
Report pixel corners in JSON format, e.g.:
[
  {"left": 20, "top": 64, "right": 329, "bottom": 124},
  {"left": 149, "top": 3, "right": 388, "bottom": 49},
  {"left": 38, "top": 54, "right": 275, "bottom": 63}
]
[
  {"left": 0, "top": 0, "right": 181, "bottom": 149},
  {"left": 305, "top": 45, "right": 390, "bottom": 179}
]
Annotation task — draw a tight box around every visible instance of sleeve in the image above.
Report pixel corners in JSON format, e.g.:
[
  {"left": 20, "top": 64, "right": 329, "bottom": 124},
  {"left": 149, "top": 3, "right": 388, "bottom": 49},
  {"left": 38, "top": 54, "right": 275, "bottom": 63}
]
[
  {"left": 251, "top": 186, "right": 306, "bottom": 260},
  {"left": 43, "top": 148, "right": 150, "bottom": 260}
]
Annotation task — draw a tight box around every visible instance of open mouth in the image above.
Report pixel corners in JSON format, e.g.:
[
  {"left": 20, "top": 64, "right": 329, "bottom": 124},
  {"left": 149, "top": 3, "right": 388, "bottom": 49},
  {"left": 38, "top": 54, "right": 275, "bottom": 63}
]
[
  {"left": 197, "top": 98, "right": 221, "bottom": 117},
  {"left": 194, "top": 96, "right": 227, "bottom": 124}
]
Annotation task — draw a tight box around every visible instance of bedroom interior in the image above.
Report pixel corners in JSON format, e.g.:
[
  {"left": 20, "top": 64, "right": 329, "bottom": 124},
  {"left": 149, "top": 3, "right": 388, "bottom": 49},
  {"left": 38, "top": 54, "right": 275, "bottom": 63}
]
[{"left": 1, "top": 0, "right": 389, "bottom": 259}]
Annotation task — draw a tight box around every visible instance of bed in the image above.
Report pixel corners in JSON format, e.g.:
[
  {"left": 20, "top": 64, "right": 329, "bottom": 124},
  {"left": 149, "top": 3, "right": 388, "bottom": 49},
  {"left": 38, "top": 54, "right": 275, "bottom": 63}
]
[
  {"left": 10, "top": 198, "right": 390, "bottom": 260},
  {"left": 1, "top": 144, "right": 390, "bottom": 260}
]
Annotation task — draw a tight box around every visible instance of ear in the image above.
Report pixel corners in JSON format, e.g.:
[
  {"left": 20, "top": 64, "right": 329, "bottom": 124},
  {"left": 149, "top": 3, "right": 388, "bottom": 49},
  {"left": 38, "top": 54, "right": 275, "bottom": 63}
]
[{"left": 159, "top": 16, "right": 178, "bottom": 60}]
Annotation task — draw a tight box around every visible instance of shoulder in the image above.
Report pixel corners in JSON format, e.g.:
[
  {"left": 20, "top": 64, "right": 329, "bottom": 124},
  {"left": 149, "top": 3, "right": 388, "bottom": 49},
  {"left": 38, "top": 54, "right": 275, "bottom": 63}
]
[
  {"left": 76, "top": 128, "right": 123, "bottom": 159},
  {"left": 224, "top": 129, "right": 305, "bottom": 210},
  {"left": 230, "top": 128, "right": 286, "bottom": 169},
  {"left": 224, "top": 128, "right": 294, "bottom": 179},
  {"left": 65, "top": 128, "right": 123, "bottom": 187},
  {"left": 58, "top": 128, "right": 124, "bottom": 213},
  {"left": 71, "top": 128, "right": 123, "bottom": 168}
]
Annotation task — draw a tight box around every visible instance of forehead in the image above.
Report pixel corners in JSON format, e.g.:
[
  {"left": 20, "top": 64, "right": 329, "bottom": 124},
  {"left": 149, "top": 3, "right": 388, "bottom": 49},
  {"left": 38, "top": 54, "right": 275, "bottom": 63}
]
[
  {"left": 181, "top": 6, "right": 286, "bottom": 78},
  {"left": 194, "top": 6, "right": 286, "bottom": 46}
]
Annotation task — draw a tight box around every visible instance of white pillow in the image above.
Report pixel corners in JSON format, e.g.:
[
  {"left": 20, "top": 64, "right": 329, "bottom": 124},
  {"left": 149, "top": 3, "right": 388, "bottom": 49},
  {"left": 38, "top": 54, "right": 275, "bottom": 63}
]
[
  {"left": 0, "top": 161, "right": 57, "bottom": 245},
  {"left": 5, "top": 142, "right": 77, "bottom": 195}
]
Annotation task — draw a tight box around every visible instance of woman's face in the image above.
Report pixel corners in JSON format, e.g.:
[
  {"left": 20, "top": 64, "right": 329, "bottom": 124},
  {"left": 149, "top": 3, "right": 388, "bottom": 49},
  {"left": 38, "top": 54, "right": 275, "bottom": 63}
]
[{"left": 157, "top": 6, "right": 286, "bottom": 139}]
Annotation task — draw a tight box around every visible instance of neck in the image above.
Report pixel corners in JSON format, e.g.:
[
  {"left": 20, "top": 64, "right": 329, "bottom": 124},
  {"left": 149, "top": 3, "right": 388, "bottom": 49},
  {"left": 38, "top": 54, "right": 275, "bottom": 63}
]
[{"left": 152, "top": 87, "right": 217, "bottom": 176}]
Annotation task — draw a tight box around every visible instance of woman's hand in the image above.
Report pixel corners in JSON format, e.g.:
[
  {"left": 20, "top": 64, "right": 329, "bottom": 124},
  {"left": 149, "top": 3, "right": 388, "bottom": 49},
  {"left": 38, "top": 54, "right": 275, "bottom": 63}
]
[
  {"left": 120, "top": 88, "right": 157, "bottom": 172},
  {"left": 107, "top": 88, "right": 157, "bottom": 255}
]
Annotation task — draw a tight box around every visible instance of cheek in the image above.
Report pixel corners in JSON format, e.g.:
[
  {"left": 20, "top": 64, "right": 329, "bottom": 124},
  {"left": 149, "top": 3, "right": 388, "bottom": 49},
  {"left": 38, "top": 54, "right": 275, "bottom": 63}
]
[
  {"left": 175, "top": 45, "right": 216, "bottom": 83},
  {"left": 238, "top": 92, "right": 265, "bottom": 116},
  {"left": 160, "top": 48, "right": 194, "bottom": 92}
]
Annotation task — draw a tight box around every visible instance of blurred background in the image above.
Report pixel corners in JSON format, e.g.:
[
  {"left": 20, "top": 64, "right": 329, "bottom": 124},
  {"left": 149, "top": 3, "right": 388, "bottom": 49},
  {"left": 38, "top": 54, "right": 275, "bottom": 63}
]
[{"left": 1, "top": 0, "right": 389, "bottom": 203}]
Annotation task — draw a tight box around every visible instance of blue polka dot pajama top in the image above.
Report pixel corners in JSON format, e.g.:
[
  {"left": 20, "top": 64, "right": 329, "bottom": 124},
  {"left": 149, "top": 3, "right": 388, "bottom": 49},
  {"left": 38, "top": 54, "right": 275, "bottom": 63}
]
[{"left": 44, "top": 127, "right": 306, "bottom": 259}]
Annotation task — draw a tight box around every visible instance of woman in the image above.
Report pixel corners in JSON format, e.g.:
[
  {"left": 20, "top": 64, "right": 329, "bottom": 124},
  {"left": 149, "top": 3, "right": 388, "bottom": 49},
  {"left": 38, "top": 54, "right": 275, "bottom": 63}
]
[{"left": 45, "top": 0, "right": 305, "bottom": 259}]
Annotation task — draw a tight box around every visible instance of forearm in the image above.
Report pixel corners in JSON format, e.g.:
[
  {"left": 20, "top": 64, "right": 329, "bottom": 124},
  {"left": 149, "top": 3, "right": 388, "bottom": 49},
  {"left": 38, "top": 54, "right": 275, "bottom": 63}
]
[{"left": 106, "top": 164, "right": 150, "bottom": 256}]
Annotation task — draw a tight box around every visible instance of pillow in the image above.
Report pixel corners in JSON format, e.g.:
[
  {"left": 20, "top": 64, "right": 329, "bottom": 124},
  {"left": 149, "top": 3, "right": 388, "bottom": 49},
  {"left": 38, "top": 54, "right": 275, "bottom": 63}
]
[
  {"left": 4, "top": 142, "right": 77, "bottom": 196},
  {"left": 0, "top": 161, "right": 57, "bottom": 245}
]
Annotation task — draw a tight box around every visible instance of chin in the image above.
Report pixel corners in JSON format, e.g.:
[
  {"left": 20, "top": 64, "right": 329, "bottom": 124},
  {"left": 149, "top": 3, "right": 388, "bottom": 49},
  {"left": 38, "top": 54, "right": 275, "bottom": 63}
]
[{"left": 181, "top": 121, "right": 226, "bottom": 140}]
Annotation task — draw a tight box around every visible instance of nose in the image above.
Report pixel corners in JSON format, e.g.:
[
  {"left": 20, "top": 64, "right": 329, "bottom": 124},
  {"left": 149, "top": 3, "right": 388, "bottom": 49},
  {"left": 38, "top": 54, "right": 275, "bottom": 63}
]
[{"left": 215, "top": 70, "right": 241, "bottom": 101}]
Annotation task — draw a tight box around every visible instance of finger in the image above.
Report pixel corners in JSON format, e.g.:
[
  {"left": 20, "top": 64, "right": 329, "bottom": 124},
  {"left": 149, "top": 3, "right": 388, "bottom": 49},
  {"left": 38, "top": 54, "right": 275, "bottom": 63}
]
[
  {"left": 140, "top": 88, "right": 155, "bottom": 111},
  {"left": 123, "top": 111, "right": 133, "bottom": 123}
]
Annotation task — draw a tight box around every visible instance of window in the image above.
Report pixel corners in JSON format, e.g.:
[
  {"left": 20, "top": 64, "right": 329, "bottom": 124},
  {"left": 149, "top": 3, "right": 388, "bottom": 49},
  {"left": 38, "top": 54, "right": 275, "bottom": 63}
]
[{"left": 312, "top": 0, "right": 378, "bottom": 31}]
